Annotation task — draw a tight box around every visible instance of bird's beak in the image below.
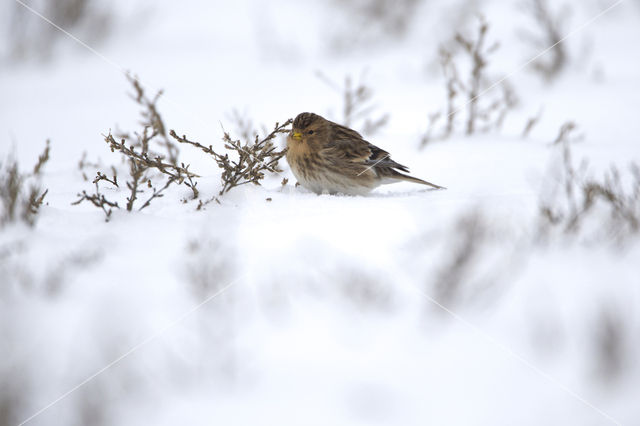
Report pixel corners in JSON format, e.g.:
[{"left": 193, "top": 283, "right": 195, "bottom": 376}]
[{"left": 291, "top": 131, "right": 302, "bottom": 141}]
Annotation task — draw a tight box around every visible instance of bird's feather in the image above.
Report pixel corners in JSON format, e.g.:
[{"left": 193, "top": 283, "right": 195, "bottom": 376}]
[{"left": 324, "top": 121, "right": 409, "bottom": 173}]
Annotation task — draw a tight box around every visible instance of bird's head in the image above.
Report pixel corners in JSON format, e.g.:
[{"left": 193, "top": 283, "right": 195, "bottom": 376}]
[{"left": 289, "top": 112, "right": 329, "bottom": 147}]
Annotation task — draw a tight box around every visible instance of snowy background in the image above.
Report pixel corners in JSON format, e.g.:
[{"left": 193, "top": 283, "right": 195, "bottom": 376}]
[{"left": 1, "top": 0, "right": 640, "bottom": 425}]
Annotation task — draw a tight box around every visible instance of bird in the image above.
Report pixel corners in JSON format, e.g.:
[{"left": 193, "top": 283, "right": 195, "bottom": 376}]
[{"left": 285, "top": 112, "right": 445, "bottom": 195}]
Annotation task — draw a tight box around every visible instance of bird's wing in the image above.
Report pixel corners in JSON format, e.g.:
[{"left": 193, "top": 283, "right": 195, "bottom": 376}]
[{"left": 322, "top": 122, "right": 409, "bottom": 172}]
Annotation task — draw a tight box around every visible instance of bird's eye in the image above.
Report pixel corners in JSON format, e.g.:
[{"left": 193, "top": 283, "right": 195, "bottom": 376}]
[{"left": 307, "top": 130, "right": 314, "bottom": 135}]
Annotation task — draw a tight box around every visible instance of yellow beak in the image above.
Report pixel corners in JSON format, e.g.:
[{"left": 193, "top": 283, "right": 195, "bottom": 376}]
[{"left": 292, "top": 131, "right": 302, "bottom": 140}]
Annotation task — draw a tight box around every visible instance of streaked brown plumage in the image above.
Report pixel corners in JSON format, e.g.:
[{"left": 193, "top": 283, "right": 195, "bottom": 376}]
[{"left": 286, "top": 112, "right": 444, "bottom": 195}]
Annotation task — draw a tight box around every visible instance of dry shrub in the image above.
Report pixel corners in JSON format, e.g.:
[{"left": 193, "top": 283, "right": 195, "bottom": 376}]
[
  {"left": 519, "top": 0, "right": 569, "bottom": 81},
  {"left": 415, "top": 207, "right": 524, "bottom": 317},
  {"left": 170, "top": 119, "right": 291, "bottom": 197},
  {"left": 74, "top": 75, "right": 291, "bottom": 219},
  {"left": 77, "top": 151, "right": 104, "bottom": 182},
  {"left": 0, "top": 140, "right": 49, "bottom": 228},
  {"left": 226, "top": 108, "right": 260, "bottom": 145},
  {"left": 422, "top": 17, "right": 517, "bottom": 146},
  {"left": 539, "top": 122, "right": 640, "bottom": 243},
  {"left": 316, "top": 71, "right": 389, "bottom": 137},
  {"left": 72, "top": 75, "right": 198, "bottom": 221},
  {"left": 72, "top": 130, "right": 196, "bottom": 221}
]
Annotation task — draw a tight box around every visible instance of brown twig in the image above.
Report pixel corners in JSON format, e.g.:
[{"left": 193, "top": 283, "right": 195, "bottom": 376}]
[
  {"left": 126, "top": 73, "right": 180, "bottom": 165},
  {"left": 316, "top": 71, "right": 389, "bottom": 137},
  {"left": 1, "top": 140, "right": 50, "bottom": 227},
  {"left": 426, "top": 17, "right": 514, "bottom": 143},
  {"left": 520, "top": 0, "right": 568, "bottom": 81},
  {"left": 93, "top": 171, "right": 118, "bottom": 188},
  {"left": 33, "top": 139, "right": 50, "bottom": 176},
  {"left": 72, "top": 182, "right": 119, "bottom": 221},
  {"left": 170, "top": 118, "right": 292, "bottom": 195}
]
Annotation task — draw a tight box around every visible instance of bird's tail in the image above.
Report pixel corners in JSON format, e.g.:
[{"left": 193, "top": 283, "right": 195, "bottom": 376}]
[{"left": 392, "top": 171, "right": 446, "bottom": 190}]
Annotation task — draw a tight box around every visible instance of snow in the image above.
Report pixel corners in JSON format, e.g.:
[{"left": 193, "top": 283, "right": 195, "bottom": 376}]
[{"left": 1, "top": 0, "right": 640, "bottom": 425}]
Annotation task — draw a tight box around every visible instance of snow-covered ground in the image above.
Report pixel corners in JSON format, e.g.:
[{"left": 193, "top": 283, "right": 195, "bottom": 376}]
[{"left": 2, "top": 0, "right": 640, "bottom": 425}]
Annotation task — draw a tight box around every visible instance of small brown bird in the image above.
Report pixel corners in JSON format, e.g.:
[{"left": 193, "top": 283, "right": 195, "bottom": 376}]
[{"left": 286, "top": 112, "right": 444, "bottom": 195}]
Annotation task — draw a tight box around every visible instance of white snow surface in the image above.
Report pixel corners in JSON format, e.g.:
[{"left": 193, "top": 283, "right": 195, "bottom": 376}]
[{"left": 1, "top": 0, "right": 640, "bottom": 425}]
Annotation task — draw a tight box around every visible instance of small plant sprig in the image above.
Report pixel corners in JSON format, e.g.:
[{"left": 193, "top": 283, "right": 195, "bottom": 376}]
[
  {"left": 103, "top": 133, "right": 199, "bottom": 208},
  {"left": 72, "top": 131, "right": 198, "bottom": 221},
  {"left": 78, "top": 151, "right": 103, "bottom": 181},
  {"left": 0, "top": 140, "right": 50, "bottom": 228},
  {"left": 93, "top": 171, "right": 118, "bottom": 187},
  {"left": 454, "top": 17, "right": 499, "bottom": 135},
  {"left": 127, "top": 73, "right": 180, "bottom": 165},
  {"left": 226, "top": 108, "right": 259, "bottom": 145},
  {"left": 316, "top": 71, "right": 389, "bottom": 137},
  {"left": 519, "top": 0, "right": 568, "bottom": 82},
  {"left": 73, "top": 75, "right": 203, "bottom": 219},
  {"left": 522, "top": 107, "right": 543, "bottom": 138},
  {"left": 421, "top": 17, "right": 517, "bottom": 146},
  {"left": 104, "top": 133, "right": 196, "bottom": 185},
  {"left": 33, "top": 140, "right": 50, "bottom": 175},
  {"left": 540, "top": 122, "right": 640, "bottom": 242},
  {"left": 170, "top": 118, "right": 292, "bottom": 195},
  {"left": 74, "top": 76, "right": 289, "bottom": 219},
  {"left": 72, "top": 182, "right": 119, "bottom": 221}
]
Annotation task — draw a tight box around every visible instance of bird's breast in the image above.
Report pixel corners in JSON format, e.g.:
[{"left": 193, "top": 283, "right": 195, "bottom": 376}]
[{"left": 285, "top": 136, "right": 377, "bottom": 195}]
